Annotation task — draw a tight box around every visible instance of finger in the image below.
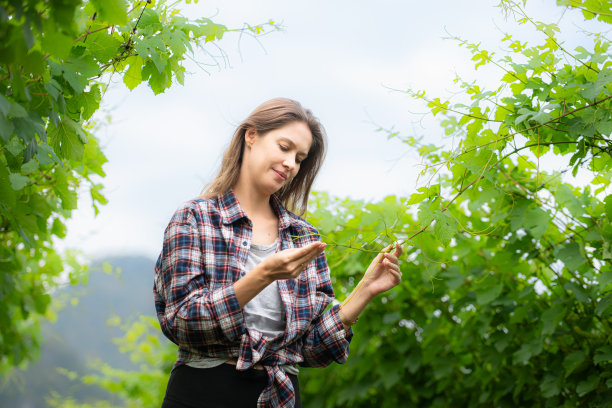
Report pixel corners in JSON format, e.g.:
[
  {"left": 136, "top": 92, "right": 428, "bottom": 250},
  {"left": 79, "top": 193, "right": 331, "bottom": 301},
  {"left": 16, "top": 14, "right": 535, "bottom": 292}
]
[
  {"left": 286, "top": 242, "right": 325, "bottom": 262},
  {"left": 387, "top": 261, "right": 400, "bottom": 273},
  {"left": 292, "top": 242, "right": 326, "bottom": 268},
  {"left": 390, "top": 269, "right": 402, "bottom": 283},
  {"left": 384, "top": 253, "right": 399, "bottom": 265},
  {"left": 382, "top": 257, "right": 400, "bottom": 271},
  {"left": 381, "top": 243, "right": 394, "bottom": 253},
  {"left": 393, "top": 240, "right": 404, "bottom": 257}
]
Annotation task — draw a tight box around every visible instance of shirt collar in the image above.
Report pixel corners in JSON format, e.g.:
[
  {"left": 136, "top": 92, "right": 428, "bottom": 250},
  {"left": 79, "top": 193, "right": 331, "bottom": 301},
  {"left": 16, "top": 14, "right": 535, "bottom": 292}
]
[{"left": 218, "top": 189, "right": 298, "bottom": 231}]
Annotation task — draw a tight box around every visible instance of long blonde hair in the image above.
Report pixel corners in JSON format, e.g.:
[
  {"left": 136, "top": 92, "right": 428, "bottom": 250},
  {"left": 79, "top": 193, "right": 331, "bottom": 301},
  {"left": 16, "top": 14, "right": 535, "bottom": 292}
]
[{"left": 201, "top": 98, "right": 327, "bottom": 215}]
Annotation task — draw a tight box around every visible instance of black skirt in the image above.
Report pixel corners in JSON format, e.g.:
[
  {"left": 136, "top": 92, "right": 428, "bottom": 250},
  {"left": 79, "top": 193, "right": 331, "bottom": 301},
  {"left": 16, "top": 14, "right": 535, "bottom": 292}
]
[{"left": 161, "top": 363, "right": 302, "bottom": 408}]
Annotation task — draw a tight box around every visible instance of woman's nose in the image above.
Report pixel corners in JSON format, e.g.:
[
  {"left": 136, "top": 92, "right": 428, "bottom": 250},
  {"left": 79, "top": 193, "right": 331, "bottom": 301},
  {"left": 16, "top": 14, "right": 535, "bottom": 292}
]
[{"left": 283, "top": 156, "right": 296, "bottom": 170}]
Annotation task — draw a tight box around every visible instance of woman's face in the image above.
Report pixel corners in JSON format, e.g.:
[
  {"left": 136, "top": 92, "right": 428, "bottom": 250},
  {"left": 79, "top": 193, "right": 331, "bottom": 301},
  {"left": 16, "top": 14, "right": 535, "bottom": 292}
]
[{"left": 243, "top": 121, "right": 313, "bottom": 196}]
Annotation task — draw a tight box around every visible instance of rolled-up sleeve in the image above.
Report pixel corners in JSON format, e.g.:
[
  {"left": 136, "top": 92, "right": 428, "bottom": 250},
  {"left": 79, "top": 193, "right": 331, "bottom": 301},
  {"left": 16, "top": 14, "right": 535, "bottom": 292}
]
[
  {"left": 299, "top": 304, "right": 353, "bottom": 367},
  {"left": 298, "top": 251, "right": 353, "bottom": 367},
  {"left": 153, "top": 204, "right": 245, "bottom": 347}
]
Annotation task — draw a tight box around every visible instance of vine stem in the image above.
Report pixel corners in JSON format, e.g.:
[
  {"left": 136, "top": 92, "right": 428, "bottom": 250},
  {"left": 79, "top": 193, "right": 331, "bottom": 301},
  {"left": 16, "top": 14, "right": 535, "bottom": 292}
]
[
  {"left": 73, "top": 25, "right": 112, "bottom": 43},
  {"left": 431, "top": 94, "right": 612, "bottom": 169}
]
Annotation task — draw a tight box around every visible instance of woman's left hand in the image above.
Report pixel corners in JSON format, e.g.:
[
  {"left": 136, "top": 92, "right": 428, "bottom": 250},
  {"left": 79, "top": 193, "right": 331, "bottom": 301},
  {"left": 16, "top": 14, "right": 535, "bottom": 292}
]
[{"left": 360, "top": 243, "right": 403, "bottom": 297}]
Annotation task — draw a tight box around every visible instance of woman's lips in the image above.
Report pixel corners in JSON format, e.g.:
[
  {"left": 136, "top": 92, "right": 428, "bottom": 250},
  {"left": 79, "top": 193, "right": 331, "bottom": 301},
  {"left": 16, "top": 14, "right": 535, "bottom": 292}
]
[{"left": 273, "top": 169, "right": 287, "bottom": 181}]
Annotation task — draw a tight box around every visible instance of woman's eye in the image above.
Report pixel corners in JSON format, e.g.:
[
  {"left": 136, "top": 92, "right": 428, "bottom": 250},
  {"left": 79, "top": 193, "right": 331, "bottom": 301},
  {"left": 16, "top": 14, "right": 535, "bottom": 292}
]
[
  {"left": 279, "top": 145, "right": 288, "bottom": 152},
  {"left": 295, "top": 157, "right": 302, "bottom": 165}
]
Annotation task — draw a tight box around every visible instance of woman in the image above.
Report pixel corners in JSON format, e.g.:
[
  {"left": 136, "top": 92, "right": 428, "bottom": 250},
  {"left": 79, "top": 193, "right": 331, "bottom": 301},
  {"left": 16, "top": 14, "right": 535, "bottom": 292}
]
[{"left": 154, "top": 98, "right": 402, "bottom": 408}]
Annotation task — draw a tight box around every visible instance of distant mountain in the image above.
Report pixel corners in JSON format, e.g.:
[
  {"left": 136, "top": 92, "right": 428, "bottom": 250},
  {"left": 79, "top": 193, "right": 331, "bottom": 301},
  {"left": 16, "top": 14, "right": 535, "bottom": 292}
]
[{"left": 0, "top": 256, "right": 161, "bottom": 408}]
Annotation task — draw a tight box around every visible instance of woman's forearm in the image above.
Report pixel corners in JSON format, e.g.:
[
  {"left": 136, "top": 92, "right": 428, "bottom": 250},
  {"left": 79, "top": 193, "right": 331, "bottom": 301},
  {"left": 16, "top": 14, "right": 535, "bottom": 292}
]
[
  {"left": 338, "top": 284, "right": 375, "bottom": 331},
  {"left": 233, "top": 265, "right": 273, "bottom": 307}
]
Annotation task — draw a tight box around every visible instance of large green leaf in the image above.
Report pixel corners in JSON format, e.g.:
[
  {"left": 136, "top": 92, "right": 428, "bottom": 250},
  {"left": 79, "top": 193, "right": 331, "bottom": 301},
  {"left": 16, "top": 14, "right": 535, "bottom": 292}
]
[
  {"left": 555, "top": 242, "right": 587, "bottom": 271},
  {"left": 563, "top": 350, "right": 586, "bottom": 377},
  {"left": 48, "top": 118, "right": 86, "bottom": 161},
  {"left": 90, "top": 0, "right": 128, "bottom": 25},
  {"left": 433, "top": 211, "right": 457, "bottom": 246}
]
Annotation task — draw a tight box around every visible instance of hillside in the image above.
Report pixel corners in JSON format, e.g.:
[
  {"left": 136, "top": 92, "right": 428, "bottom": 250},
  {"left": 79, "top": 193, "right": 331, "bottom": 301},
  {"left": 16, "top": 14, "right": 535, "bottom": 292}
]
[{"left": 0, "top": 256, "right": 161, "bottom": 408}]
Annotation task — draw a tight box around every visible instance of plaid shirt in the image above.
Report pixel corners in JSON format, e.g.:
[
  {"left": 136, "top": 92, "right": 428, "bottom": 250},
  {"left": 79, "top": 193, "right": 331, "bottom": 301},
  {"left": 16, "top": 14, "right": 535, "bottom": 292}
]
[{"left": 154, "top": 189, "right": 353, "bottom": 407}]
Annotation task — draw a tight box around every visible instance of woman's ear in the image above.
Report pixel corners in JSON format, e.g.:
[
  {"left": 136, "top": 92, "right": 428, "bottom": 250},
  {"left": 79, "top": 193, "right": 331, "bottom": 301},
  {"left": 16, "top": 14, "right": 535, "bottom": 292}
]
[{"left": 245, "top": 127, "right": 258, "bottom": 148}]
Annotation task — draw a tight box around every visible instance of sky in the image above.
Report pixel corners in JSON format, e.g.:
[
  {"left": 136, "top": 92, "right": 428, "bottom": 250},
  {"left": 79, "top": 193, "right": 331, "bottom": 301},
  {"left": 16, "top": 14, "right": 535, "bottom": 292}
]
[{"left": 58, "top": 0, "right": 604, "bottom": 261}]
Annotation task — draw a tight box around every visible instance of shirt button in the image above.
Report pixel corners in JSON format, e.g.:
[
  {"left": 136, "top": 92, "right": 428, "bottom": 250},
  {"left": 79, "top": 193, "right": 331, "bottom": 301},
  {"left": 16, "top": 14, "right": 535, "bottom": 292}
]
[{"left": 242, "top": 241, "right": 247, "bottom": 246}]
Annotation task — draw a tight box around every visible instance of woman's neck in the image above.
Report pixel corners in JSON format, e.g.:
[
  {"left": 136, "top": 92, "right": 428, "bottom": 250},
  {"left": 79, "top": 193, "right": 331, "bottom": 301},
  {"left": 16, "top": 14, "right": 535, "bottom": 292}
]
[{"left": 232, "top": 182, "right": 275, "bottom": 220}]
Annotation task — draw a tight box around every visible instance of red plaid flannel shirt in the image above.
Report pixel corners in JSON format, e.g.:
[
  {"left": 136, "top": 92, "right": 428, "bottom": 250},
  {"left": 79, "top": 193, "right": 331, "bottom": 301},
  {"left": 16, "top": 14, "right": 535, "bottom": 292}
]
[{"left": 154, "top": 189, "right": 353, "bottom": 407}]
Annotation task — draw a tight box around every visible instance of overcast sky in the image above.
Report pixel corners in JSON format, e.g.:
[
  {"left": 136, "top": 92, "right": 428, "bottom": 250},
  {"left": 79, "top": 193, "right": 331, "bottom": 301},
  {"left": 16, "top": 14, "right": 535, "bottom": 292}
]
[{"left": 58, "top": 0, "right": 602, "bottom": 261}]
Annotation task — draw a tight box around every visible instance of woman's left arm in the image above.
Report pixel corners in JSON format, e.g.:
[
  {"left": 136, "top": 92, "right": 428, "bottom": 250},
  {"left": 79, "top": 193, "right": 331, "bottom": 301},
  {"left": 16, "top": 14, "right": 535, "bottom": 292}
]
[
  {"left": 337, "top": 243, "right": 403, "bottom": 330},
  {"left": 298, "top": 243, "right": 403, "bottom": 367}
]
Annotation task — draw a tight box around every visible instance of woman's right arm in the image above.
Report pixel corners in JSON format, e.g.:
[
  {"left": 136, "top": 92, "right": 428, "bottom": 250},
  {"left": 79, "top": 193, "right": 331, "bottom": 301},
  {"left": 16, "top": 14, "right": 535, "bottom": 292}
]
[
  {"left": 154, "top": 204, "right": 326, "bottom": 347},
  {"left": 234, "top": 241, "right": 326, "bottom": 307},
  {"left": 154, "top": 205, "right": 245, "bottom": 347}
]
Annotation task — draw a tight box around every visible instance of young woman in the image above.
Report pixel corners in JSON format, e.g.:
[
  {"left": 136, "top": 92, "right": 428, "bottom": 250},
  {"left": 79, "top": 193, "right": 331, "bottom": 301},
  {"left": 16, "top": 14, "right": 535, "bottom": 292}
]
[{"left": 154, "top": 98, "right": 402, "bottom": 408}]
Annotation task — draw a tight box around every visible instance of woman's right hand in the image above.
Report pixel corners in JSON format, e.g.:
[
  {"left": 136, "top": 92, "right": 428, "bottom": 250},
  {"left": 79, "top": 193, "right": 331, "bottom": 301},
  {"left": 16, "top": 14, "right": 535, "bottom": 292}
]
[{"left": 258, "top": 242, "right": 327, "bottom": 282}]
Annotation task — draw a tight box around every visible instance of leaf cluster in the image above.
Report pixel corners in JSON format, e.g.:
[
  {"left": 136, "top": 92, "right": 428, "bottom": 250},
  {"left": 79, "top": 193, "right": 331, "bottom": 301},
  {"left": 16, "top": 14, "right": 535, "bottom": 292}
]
[
  {"left": 300, "top": 1, "right": 612, "bottom": 407},
  {"left": 0, "top": 0, "right": 276, "bottom": 372}
]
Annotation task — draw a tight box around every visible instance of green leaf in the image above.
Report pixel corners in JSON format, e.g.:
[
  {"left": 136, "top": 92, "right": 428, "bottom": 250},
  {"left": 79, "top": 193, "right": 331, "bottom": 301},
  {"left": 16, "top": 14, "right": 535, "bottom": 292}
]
[
  {"left": 595, "top": 120, "right": 612, "bottom": 135},
  {"left": 36, "top": 143, "right": 61, "bottom": 166},
  {"left": 0, "top": 114, "right": 14, "bottom": 141},
  {"left": 513, "top": 340, "right": 541, "bottom": 365},
  {"left": 491, "top": 331, "right": 511, "bottom": 352},
  {"left": 20, "top": 159, "right": 38, "bottom": 174},
  {"left": 456, "top": 147, "right": 494, "bottom": 174},
  {"left": 51, "top": 218, "right": 67, "bottom": 238},
  {"left": 0, "top": 93, "right": 10, "bottom": 116},
  {"left": 541, "top": 305, "right": 565, "bottom": 336},
  {"left": 8, "top": 102, "right": 28, "bottom": 118},
  {"left": 90, "top": 0, "right": 128, "bottom": 25},
  {"left": 60, "top": 55, "right": 101, "bottom": 94},
  {"left": 580, "top": 70, "right": 612, "bottom": 100},
  {"left": 563, "top": 350, "right": 586, "bottom": 377},
  {"left": 48, "top": 118, "right": 86, "bottom": 161},
  {"left": 594, "top": 346, "right": 612, "bottom": 365},
  {"left": 0, "top": 163, "right": 16, "bottom": 207},
  {"left": 596, "top": 294, "right": 612, "bottom": 316},
  {"left": 600, "top": 269, "right": 612, "bottom": 290},
  {"left": 123, "top": 56, "right": 144, "bottom": 90},
  {"left": 433, "top": 212, "right": 457, "bottom": 246},
  {"left": 404, "top": 351, "right": 421, "bottom": 374},
  {"left": 5, "top": 137, "right": 25, "bottom": 156},
  {"left": 68, "top": 85, "right": 101, "bottom": 120},
  {"left": 540, "top": 374, "right": 560, "bottom": 398},
  {"left": 417, "top": 202, "right": 435, "bottom": 225},
  {"left": 41, "top": 25, "right": 73, "bottom": 59},
  {"left": 555, "top": 242, "right": 587, "bottom": 271},
  {"left": 555, "top": 184, "right": 584, "bottom": 218},
  {"left": 141, "top": 60, "right": 170, "bottom": 94},
  {"left": 563, "top": 281, "right": 588, "bottom": 302},
  {"left": 531, "top": 110, "right": 553, "bottom": 124},
  {"left": 476, "top": 282, "right": 503, "bottom": 306},
  {"left": 523, "top": 206, "right": 549, "bottom": 239},
  {"left": 44, "top": 79, "right": 62, "bottom": 101},
  {"left": 576, "top": 374, "right": 599, "bottom": 396},
  {"left": 9, "top": 173, "right": 30, "bottom": 190},
  {"left": 32, "top": 293, "right": 50, "bottom": 314},
  {"left": 86, "top": 31, "right": 122, "bottom": 63},
  {"left": 138, "top": 8, "right": 161, "bottom": 30},
  {"left": 605, "top": 195, "right": 612, "bottom": 220}
]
